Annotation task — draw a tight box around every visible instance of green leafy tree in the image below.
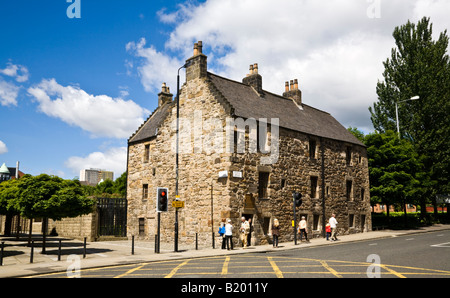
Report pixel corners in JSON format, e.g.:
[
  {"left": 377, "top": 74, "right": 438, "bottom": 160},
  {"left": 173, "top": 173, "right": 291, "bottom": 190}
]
[
  {"left": 365, "top": 131, "right": 423, "bottom": 223},
  {"left": 0, "top": 178, "right": 21, "bottom": 235},
  {"left": 369, "top": 17, "right": 450, "bottom": 212}
]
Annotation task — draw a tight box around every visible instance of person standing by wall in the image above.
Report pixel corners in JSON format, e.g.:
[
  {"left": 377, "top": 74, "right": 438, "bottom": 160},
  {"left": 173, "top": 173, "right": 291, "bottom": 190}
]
[
  {"left": 329, "top": 214, "right": 339, "bottom": 241},
  {"left": 298, "top": 216, "right": 309, "bottom": 243},
  {"left": 239, "top": 217, "right": 250, "bottom": 248},
  {"left": 271, "top": 218, "right": 280, "bottom": 248},
  {"left": 225, "top": 219, "right": 233, "bottom": 250}
]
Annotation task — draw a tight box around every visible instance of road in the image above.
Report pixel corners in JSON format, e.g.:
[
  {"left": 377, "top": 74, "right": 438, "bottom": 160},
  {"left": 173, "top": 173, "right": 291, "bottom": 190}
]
[{"left": 28, "top": 230, "right": 450, "bottom": 278}]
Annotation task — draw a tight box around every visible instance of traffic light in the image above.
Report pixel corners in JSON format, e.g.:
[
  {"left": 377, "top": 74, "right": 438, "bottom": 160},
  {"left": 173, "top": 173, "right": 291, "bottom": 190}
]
[
  {"left": 157, "top": 187, "right": 168, "bottom": 212},
  {"left": 293, "top": 192, "right": 302, "bottom": 208}
]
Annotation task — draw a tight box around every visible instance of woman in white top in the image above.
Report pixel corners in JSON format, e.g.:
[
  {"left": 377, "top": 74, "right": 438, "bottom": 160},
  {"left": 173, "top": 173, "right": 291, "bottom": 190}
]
[{"left": 225, "top": 219, "right": 233, "bottom": 250}]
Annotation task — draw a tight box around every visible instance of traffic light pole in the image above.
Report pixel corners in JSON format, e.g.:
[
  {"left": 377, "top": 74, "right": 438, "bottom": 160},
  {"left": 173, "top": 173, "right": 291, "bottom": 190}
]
[{"left": 293, "top": 193, "right": 297, "bottom": 245}]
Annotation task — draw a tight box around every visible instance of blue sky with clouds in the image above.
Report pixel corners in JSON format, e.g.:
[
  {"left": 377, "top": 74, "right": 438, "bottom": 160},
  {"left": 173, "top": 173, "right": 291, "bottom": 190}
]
[{"left": 1, "top": 0, "right": 449, "bottom": 179}]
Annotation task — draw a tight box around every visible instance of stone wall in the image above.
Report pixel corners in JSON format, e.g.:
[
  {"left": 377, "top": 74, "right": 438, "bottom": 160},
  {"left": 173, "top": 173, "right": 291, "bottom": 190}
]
[
  {"left": 50, "top": 213, "right": 98, "bottom": 242},
  {"left": 127, "top": 73, "right": 371, "bottom": 247}
]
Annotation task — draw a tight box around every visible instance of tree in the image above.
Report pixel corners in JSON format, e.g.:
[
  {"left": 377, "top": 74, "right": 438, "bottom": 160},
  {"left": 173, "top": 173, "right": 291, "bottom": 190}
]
[
  {"left": 369, "top": 17, "right": 450, "bottom": 213},
  {"left": 0, "top": 178, "right": 21, "bottom": 236},
  {"left": 365, "top": 131, "right": 422, "bottom": 224}
]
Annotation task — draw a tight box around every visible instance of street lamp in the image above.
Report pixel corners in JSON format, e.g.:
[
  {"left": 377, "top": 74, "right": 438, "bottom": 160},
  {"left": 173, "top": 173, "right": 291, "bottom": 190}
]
[
  {"left": 174, "top": 61, "right": 190, "bottom": 252},
  {"left": 395, "top": 96, "right": 420, "bottom": 138}
]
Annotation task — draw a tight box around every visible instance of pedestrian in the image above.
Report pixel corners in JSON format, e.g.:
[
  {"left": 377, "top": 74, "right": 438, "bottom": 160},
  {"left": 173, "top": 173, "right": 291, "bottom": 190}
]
[
  {"left": 325, "top": 223, "right": 331, "bottom": 241},
  {"left": 247, "top": 218, "right": 253, "bottom": 247},
  {"left": 239, "top": 216, "right": 250, "bottom": 248},
  {"left": 219, "top": 219, "right": 226, "bottom": 249},
  {"left": 298, "top": 216, "right": 309, "bottom": 243},
  {"left": 329, "top": 214, "right": 339, "bottom": 241},
  {"left": 225, "top": 219, "right": 233, "bottom": 250},
  {"left": 271, "top": 218, "right": 280, "bottom": 248}
]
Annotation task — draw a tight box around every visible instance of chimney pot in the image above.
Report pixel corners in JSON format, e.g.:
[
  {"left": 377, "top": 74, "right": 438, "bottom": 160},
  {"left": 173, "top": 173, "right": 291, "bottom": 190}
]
[
  {"left": 294, "top": 79, "right": 298, "bottom": 90},
  {"left": 290, "top": 80, "right": 294, "bottom": 90},
  {"left": 197, "top": 41, "right": 203, "bottom": 54},
  {"left": 253, "top": 63, "right": 258, "bottom": 74},
  {"left": 193, "top": 43, "right": 198, "bottom": 56},
  {"left": 285, "top": 81, "right": 289, "bottom": 92}
]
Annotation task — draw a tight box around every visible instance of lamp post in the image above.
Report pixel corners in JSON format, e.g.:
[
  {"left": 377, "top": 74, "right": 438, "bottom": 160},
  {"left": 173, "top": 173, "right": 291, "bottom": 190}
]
[
  {"left": 174, "top": 61, "right": 190, "bottom": 252},
  {"left": 395, "top": 96, "right": 420, "bottom": 138}
]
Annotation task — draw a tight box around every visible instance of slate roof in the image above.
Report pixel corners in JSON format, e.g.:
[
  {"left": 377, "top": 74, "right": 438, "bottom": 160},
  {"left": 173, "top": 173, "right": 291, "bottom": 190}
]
[
  {"left": 128, "top": 72, "right": 364, "bottom": 147},
  {"left": 128, "top": 101, "right": 174, "bottom": 144},
  {"left": 208, "top": 73, "right": 364, "bottom": 146}
]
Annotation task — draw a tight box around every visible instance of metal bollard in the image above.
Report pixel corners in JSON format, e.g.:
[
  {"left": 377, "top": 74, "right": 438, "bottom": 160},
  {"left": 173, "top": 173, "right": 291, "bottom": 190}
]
[
  {"left": 83, "top": 237, "right": 87, "bottom": 259},
  {"left": 58, "top": 239, "right": 62, "bottom": 261},
  {"left": 30, "top": 240, "right": 34, "bottom": 263},
  {"left": 195, "top": 233, "right": 198, "bottom": 250},
  {"left": 0, "top": 242, "right": 4, "bottom": 266},
  {"left": 131, "top": 235, "right": 135, "bottom": 255}
]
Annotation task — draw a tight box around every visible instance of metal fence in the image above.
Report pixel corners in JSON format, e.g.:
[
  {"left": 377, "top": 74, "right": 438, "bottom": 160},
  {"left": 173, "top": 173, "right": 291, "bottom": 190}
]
[{"left": 97, "top": 198, "right": 127, "bottom": 237}]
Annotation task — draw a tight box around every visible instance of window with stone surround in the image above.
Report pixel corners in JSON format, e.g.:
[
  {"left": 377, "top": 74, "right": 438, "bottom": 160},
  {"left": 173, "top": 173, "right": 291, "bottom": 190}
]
[
  {"left": 142, "top": 184, "right": 148, "bottom": 200},
  {"left": 346, "top": 146, "right": 352, "bottom": 166},
  {"left": 346, "top": 180, "right": 353, "bottom": 201},
  {"left": 144, "top": 144, "right": 150, "bottom": 163},
  {"left": 310, "top": 176, "right": 318, "bottom": 198},
  {"left": 139, "top": 218, "right": 145, "bottom": 236},
  {"left": 309, "top": 138, "right": 317, "bottom": 159},
  {"left": 258, "top": 171, "right": 270, "bottom": 199}
]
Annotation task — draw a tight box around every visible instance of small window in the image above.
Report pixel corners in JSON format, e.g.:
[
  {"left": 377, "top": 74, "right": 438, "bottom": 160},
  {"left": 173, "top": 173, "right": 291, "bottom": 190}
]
[
  {"left": 281, "top": 179, "right": 286, "bottom": 189},
  {"left": 258, "top": 172, "right": 270, "bottom": 199},
  {"left": 349, "top": 214, "right": 355, "bottom": 228},
  {"left": 144, "top": 144, "right": 150, "bottom": 163},
  {"left": 142, "top": 184, "right": 149, "bottom": 200},
  {"left": 346, "top": 146, "right": 352, "bottom": 166},
  {"left": 138, "top": 218, "right": 145, "bottom": 236},
  {"left": 309, "top": 139, "right": 317, "bottom": 159},
  {"left": 361, "top": 188, "right": 365, "bottom": 201},
  {"left": 310, "top": 176, "right": 318, "bottom": 198},
  {"left": 313, "top": 214, "right": 320, "bottom": 230},
  {"left": 346, "top": 180, "right": 353, "bottom": 201}
]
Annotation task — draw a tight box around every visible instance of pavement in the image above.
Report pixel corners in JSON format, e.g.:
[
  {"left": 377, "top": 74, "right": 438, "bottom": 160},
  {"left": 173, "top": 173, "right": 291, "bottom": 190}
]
[{"left": 1, "top": 224, "right": 449, "bottom": 278}]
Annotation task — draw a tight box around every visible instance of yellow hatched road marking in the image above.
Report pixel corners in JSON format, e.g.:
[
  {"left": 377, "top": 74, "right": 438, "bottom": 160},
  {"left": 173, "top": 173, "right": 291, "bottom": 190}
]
[
  {"left": 221, "top": 256, "right": 230, "bottom": 275},
  {"left": 114, "top": 264, "right": 145, "bottom": 278},
  {"left": 164, "top": 259, "right": 190, "bottom": 278},
  {"left": 320, "top": 260, "right": 343, "bottom": 278},
  {"left": 381, "top": 265, "right": 406, "bottom": 278},
  {"left": 267, "top": 257, "right": 284, "bottom": 278}
]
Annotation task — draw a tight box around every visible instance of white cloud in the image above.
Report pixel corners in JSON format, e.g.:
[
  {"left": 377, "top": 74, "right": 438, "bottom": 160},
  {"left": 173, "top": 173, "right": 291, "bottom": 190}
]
[
  {"left": 0, "top": 79, "right": 20, "bottom": 106},
  {"left": 0, "top": 62, "right": 29, "bottom": 82},
  {"left": 126, "top": 38, "right": 183, "bottom": 93},
  {"left": 141, "top": 0, "right": 450, "bottom": 132},
  {"left": 0, "top": 140, "right": 8, "bottom": 154},
  {"left": 65, "top": 147, "right": 127, "bottom": 180},
  {"left": 27, "top": 78, "right": 150, "bottom": 139}
]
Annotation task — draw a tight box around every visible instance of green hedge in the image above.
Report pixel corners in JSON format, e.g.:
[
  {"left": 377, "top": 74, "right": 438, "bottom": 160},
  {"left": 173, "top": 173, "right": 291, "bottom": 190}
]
[{"left": 372, "top": 212, "right": 449, "bottom": 229}]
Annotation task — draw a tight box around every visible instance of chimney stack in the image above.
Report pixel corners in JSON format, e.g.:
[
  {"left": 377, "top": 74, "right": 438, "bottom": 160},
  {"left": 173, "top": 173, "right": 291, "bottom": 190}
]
[
  {"left": 283, "top": 78, "right": 302, "bottom": 106},
  {"left": 186, "top": 41, "right": 208, "bottom": 81},
  {"left": 242, "top": 63, "right": 263, "bottom": 96},
  {"left": 158, "top": 82, "right": 173, "bottom": 106}
]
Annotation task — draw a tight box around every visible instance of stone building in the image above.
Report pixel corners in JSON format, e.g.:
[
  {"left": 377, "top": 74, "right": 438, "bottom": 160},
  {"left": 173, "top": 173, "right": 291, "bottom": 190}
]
[{"left": 126, "top": 41, "right": 371, "bottom": 247}]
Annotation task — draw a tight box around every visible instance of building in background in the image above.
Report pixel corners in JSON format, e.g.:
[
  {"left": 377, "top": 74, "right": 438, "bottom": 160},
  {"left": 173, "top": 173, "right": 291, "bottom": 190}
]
[
  {"left": 0, "top": 161, "right": 24, "bottom": 183},
  {"left": 80, "top": 168, "right": 114, "bottom": 185}
]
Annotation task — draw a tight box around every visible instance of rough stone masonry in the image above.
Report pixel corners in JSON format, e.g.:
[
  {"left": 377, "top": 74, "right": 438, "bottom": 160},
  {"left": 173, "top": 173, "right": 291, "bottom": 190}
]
[{"left": 126, "top": 41, "right": 371, "bottom": 247}]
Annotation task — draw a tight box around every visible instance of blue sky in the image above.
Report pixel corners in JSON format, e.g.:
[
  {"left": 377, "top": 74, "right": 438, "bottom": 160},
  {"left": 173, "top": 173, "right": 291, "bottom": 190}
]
[{"left": 1, "top": 0, "right": 449, "bottom": 180}]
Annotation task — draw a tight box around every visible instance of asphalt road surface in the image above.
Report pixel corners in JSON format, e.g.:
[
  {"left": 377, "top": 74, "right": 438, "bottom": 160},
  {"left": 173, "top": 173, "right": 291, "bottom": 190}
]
[{"left": 28, "top": 230, "right": 450, "bottom": 279}]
